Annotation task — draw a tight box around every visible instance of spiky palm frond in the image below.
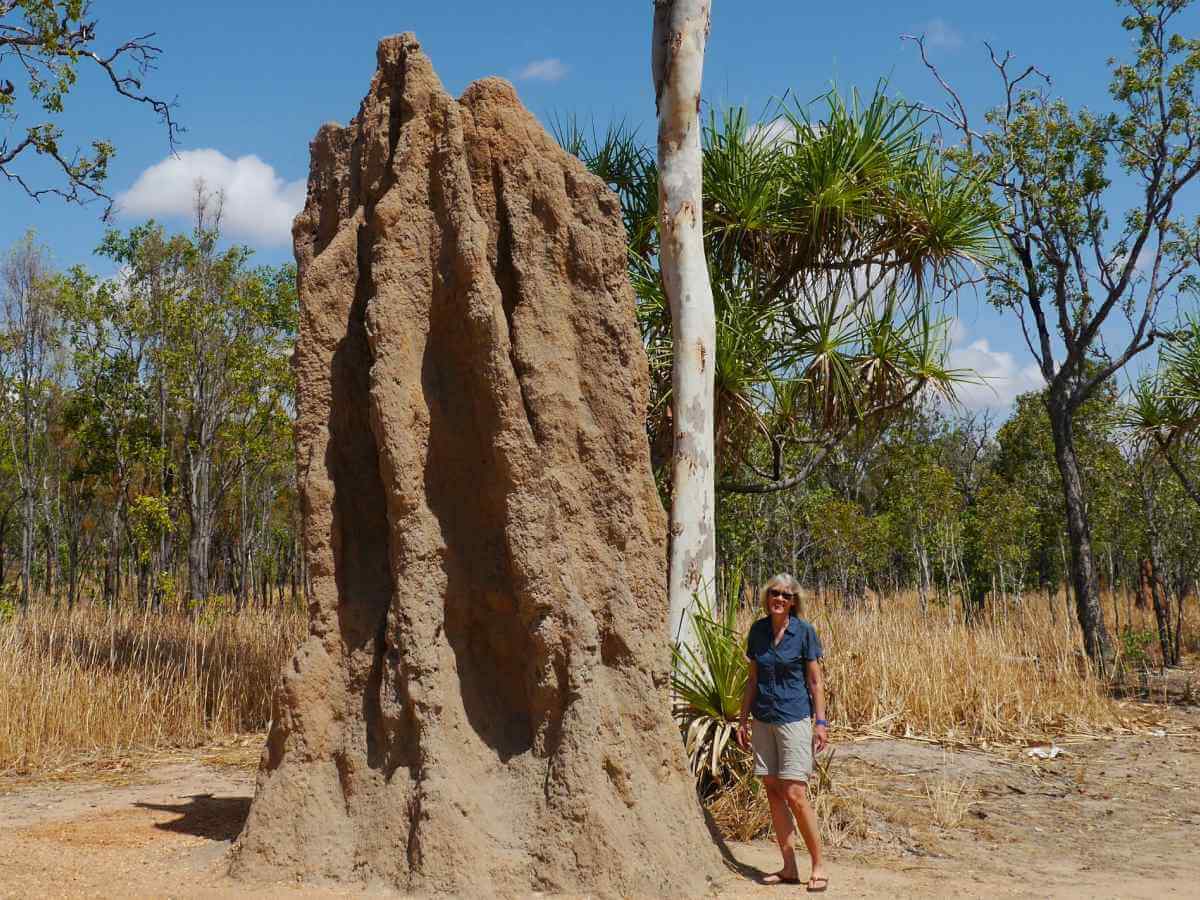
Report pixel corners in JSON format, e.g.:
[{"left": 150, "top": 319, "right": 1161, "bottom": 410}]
[
  {"left": 895, "top": 154, "right": 1003, "bottom": 286},
  {"left": 1123, "top": 375, "right": 1182, "bottom": 445},
  {"left": 898, "top": 307, "right": 971, "bottom": 407},
  {"left": 771, "top": 88, "right": 935, "bottom": 279},
  {"left": 551, "top": 115, "right": 659, "bottom": 258},
  {"left": 790, "top": 294, "right": 863, "bottom": 430},
  {"left": 1123, "top": 316, "right": 1200, "bottom": 450},
  {"left": 560, "top": 86, "right": 1000, "bottom": 486},
  {"left": 671, "top": 587, "right": 749, "bottom": 784},
  {"left": 1161, "top": 316, "right": 1200, "bottom": 416},
  {"left": 712, "top": 280, "right": 776, "bottom": 467}
]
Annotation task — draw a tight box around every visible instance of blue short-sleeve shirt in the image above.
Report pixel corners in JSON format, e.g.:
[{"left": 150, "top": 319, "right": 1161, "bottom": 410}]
[{"left": 745, "top": 615, "right": 823, "bottom": 724}]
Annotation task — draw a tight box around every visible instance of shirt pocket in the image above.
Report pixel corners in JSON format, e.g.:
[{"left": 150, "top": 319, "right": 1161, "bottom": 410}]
[
  {"left": 775, "top": 641, "right": 805, "bottom": 668},
  {"left": 755, "top": 651, "right": 783, "bottom": 682},
  {"left": 779, "top": 650, "right": 809, "bottom": 687}
]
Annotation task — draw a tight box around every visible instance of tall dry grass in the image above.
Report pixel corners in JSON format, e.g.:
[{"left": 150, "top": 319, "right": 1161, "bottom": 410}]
[
  {"left": 805, "top": 592, "right": 1116, "bottom": 744},
  {"left": 800, "top": 589, "right": 1188, "bottom": 744},
  {"left": 0, "top": 603, "right": 305, "bottom": 775},
  {"left": 2, "top": 587, "right": 1188, "bottom": 780}
]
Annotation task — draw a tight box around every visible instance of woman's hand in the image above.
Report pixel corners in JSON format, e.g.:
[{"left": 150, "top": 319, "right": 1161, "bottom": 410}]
[
  {"left": 736, "top": 717, "right": 751, "bottom": 750},
  {"left": 813, "top": 721, "right": 829, "bottom": 754}
]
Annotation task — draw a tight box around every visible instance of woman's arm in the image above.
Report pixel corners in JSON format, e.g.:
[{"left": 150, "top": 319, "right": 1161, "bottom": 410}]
[
  {"left": 736, "top": 660, "right": 757, "bottom": 749},
  {"left": 806, "top": 658, "right": 828, "bottom": 753}
]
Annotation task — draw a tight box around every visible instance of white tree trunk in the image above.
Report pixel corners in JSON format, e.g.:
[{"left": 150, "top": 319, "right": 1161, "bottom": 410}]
[{"left": 653, "top": 0, "right": 716, "bottom": 649}]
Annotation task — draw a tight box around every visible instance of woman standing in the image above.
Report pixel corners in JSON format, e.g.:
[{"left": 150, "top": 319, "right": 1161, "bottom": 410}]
[{"left": 736, "top": 573, "right": 829, "bottom": 891}]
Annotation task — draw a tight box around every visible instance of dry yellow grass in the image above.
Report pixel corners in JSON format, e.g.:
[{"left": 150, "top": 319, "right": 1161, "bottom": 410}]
[
  {"left": 704, "top": 749, "right": 874, "bottom": 847},
  {"left": 923, "top": 774, "right": 976, "bottom": 829},
  {"left": 0, "top": 603, "right": 304, "bottom": 776},
  {"left": 2, "top": 587, "right": 1188, "bottom": 781},
  {"left": 795, "top": 589, "right": 1185, "bottom": 745}
]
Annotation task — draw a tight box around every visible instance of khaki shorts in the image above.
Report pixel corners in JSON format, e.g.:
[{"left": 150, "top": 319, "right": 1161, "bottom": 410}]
[{"left": 751, "top": 718, "right": 814, "bottom": 782}]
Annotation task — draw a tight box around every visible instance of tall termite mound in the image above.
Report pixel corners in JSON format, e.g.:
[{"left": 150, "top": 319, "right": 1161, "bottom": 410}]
[{"left": 230, "top": 34, "right": 723, "bottom": 896}]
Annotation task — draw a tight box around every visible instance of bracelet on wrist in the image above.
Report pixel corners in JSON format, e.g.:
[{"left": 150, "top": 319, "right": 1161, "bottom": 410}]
[{"left": 815, "top": 718, "right": 829, "bottom": 727}]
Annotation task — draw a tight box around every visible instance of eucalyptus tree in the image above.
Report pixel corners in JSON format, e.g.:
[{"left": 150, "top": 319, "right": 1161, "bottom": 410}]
[
  {"left": 60, "top": 252, "right": 160, "bottom": 606},
  {"left": 223, "top": 266, "right": 296, "bottom": 610},
  {"left": 652, "top": 0, "right": 717, "bottom": 648},
  {"left": 910, "top": 0, "right": 1200, "bottom": 669},
  {"left": 55, "top": 422, "right": 96, "bottom": 609},
  {"left": 964, "top": 475, "right": 1036, "bottom": 613},
  {"left": 38, "top": 379, "right": 67, "bottom": 595},
  {"left": 996, "top": 383, "right": 1131, "bottom": 604},
  {"left": 63, "top": 198, "right": 296, "bottom": 607},
  {"left": 0, "top": 233, "right": 58, "bottom": 606},
  {"left": 82, "top": 219, "right": 192, "bottom": 605},
  {"left": 0, "top": 425, "right": 18, "bottom": 588},
  {"left": 876, "top": 436, "right": 961, "bottom": 611},
  {"left": 162, "top": 189, "right": 296, "bottom": 605}
]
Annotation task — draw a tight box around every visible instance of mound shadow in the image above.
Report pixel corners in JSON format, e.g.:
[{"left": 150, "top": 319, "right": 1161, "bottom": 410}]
[{"left": 135, "top": 794, "right": 252, "bottom": 843}]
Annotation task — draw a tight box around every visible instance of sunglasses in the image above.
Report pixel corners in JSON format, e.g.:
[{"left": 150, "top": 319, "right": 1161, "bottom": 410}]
[{"left": 766, "top": 589, "right": 796, "bottom": 600}]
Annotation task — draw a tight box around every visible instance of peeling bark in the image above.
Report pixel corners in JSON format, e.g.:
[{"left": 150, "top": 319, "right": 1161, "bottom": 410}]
[{"left": 653, "top": 0, "right": 716, "bottom": 648}]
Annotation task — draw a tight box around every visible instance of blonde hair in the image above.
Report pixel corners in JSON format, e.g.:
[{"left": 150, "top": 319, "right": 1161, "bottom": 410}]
[{"left": 759, "top": 573, "right": 802, "bottom": 616}]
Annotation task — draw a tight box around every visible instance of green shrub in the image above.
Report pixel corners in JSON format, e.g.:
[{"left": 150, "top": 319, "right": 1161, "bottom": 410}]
[
  {"left": 671, "top": 591, "right": 749, "bottom": 788},
  {"left": 1119, "top": 627, "right": 1156, "bottom": 669}
]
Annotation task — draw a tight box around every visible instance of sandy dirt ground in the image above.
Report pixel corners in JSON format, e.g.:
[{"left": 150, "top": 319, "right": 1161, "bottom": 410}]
[{"left": 2, "top": 707, "right": 1198, "bottom": 899}]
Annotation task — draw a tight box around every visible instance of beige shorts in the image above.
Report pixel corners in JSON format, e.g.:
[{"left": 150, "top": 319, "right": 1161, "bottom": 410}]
[{"left": 751, "top": 718, "right": 814, "bottom": 782}]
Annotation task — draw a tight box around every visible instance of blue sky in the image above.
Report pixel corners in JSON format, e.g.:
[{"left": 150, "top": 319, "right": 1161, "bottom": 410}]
[{"left": 2, "top": 0, "right": 1195, "bottom": 410}]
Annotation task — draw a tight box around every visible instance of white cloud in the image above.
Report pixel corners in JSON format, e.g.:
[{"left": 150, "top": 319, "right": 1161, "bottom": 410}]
[
  {"left": 922, "top": 18, "right": 963, "bottom": 51},
  {"left": 947, "top": 319, "right": 1044, "bottom": 410},
  {"left": 747, "top": 117, "right": 797, "bottom": 147},
  {"left": 116, "top": 149, "right": 305, "bottom": 247},
  {"left": 517, "top": 58, "right": 569, "bottom": 82}
]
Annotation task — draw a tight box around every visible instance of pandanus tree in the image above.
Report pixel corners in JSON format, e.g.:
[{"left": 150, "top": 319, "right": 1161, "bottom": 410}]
[
  {"left": 1124, "top": 314, "right": 1200, "bottom": 668},
  {"left": 1126, "top": 316, "right": 1200, "bottom": 508},
  {"left": 560, "top": 86, "right": 998, "bottom": 625}
]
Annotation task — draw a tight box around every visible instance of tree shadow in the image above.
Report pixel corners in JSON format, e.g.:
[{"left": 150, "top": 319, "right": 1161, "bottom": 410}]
[
  {"left": 135, "top": 794, "right": 252, "bottom": 843},
  {"left": 701, "top": 803, "right": 768, "bottom": 882}
]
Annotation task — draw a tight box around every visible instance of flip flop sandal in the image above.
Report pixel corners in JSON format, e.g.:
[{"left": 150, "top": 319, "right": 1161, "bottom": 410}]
[
  {"left": 807, "top": 875, "right": 830, "bottom": 892},
  {"left": 761, "top": 872, "right": 803, "bottom": 885}
]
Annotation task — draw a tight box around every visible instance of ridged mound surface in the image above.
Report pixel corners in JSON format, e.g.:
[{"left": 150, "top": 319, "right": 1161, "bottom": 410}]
[{"left": 230, "top": 33, "right": 722, "bottom": 896}]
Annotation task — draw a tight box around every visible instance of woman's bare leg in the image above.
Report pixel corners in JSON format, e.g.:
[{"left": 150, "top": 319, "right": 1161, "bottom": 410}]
[
  {"left": 783, "top": 780, "right": 826, "bottom": 883},
  {"left": 762, "top": 776, "right": 800, "bottom": 880}
]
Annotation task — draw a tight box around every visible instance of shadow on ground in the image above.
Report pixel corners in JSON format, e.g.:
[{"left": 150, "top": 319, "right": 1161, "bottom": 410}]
[
  {"left": 704, "top": 802, "right": 773, "bottom": 882},
  {"left": 135, "top": 794, "right": 252, "bottom": 842}
]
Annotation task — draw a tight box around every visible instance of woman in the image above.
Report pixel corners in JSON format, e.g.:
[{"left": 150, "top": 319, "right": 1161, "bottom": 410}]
[{"left": 736, "top": 573, "right": 829, "bottom": 892}]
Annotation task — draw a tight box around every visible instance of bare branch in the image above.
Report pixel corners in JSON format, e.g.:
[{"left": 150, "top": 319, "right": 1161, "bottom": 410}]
[
  {"left": 902, "top": 33, "right": 979, "bottom": 150},
  {"left": 83, "top": 33, "right": 181, "bottom": 151},
  {"left": 719, "top": 384, "right": 925, "bottom": 494}
]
